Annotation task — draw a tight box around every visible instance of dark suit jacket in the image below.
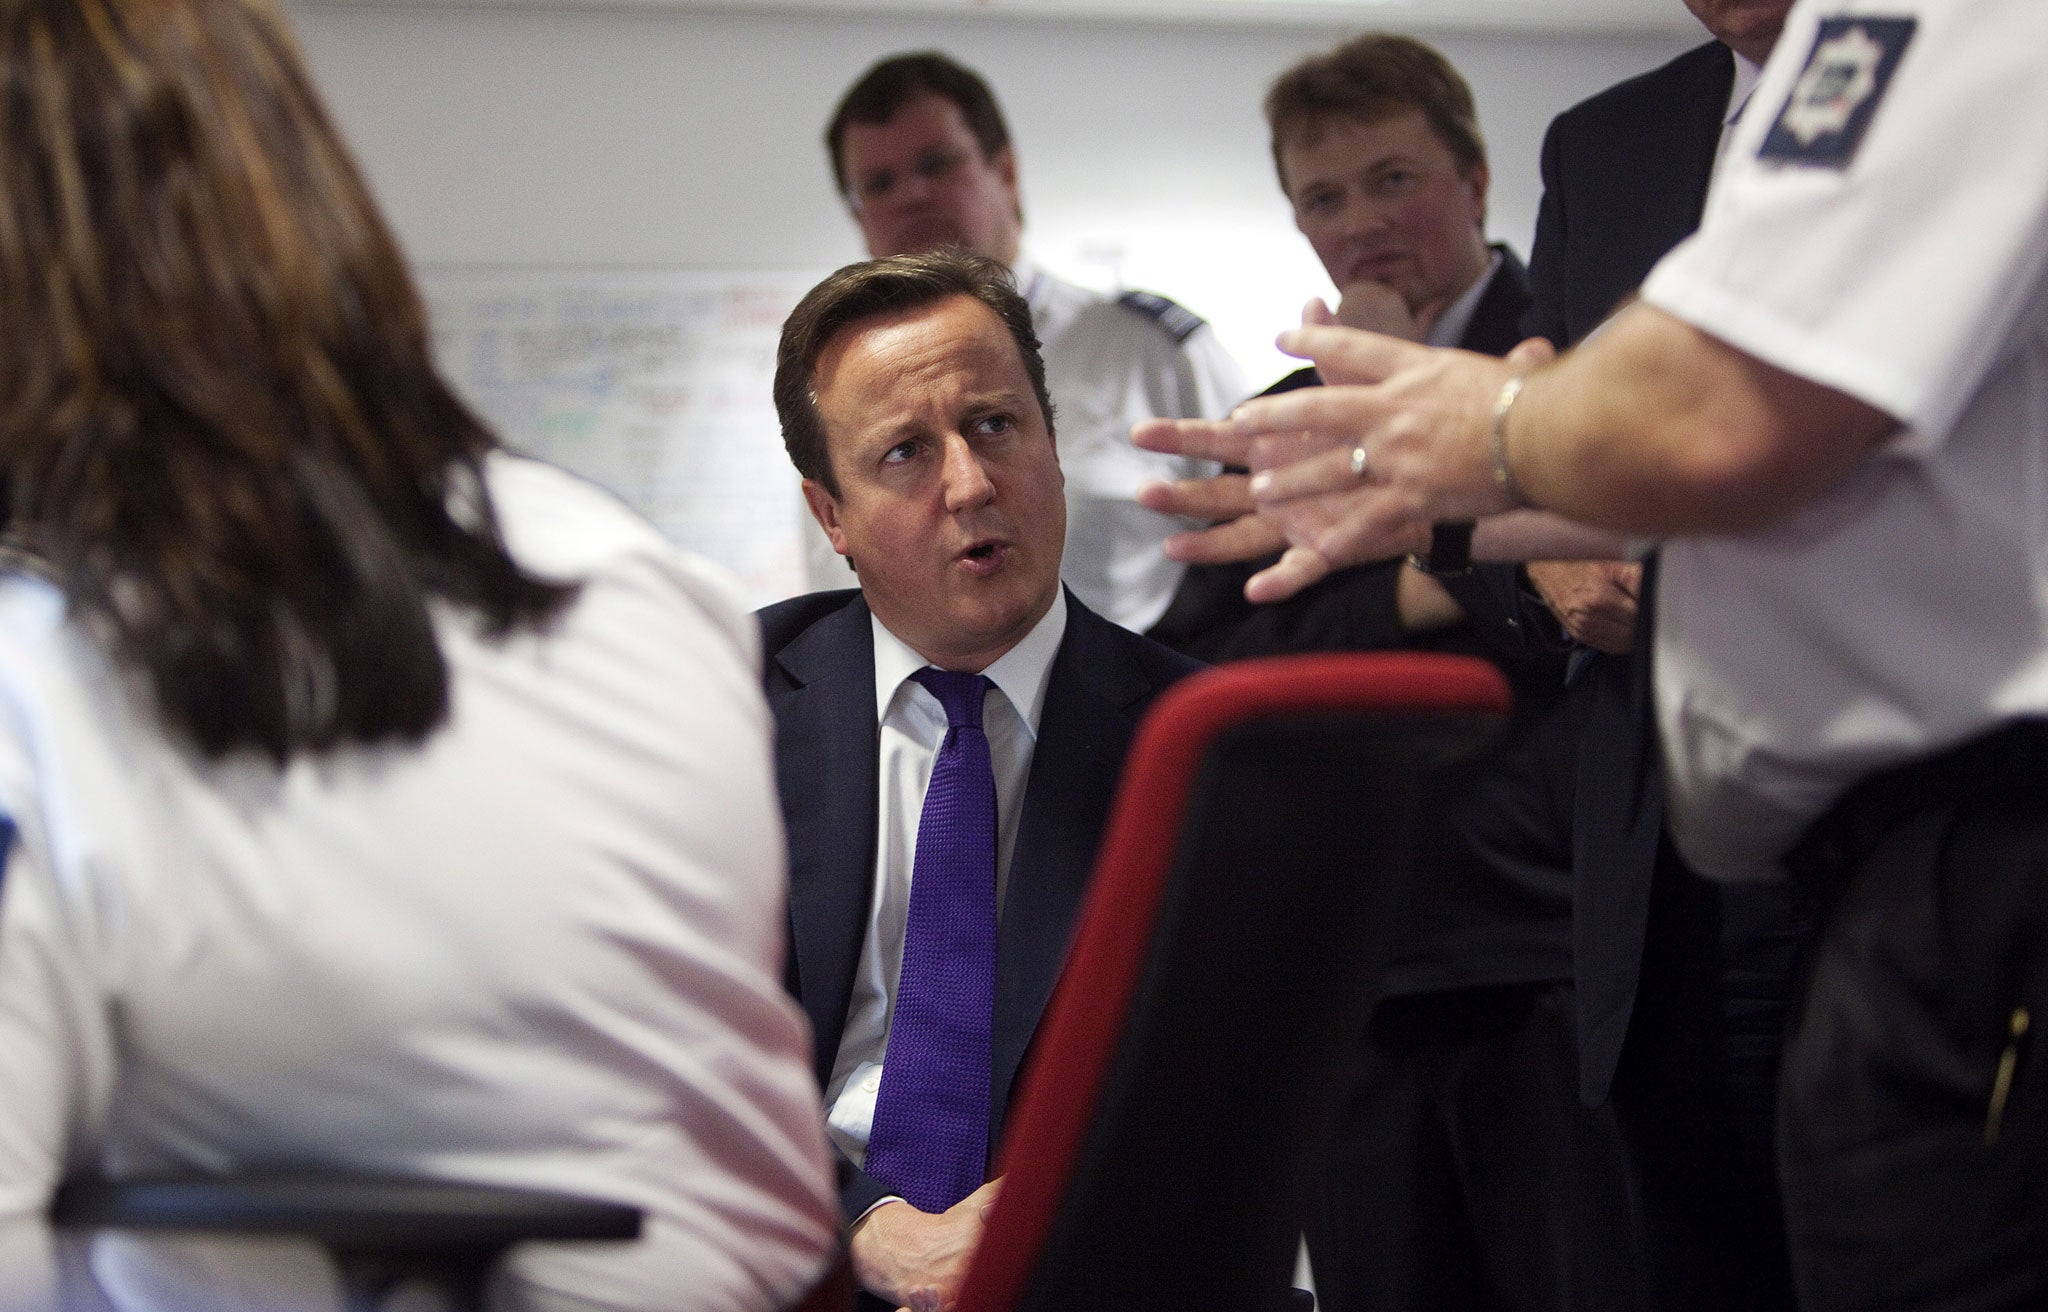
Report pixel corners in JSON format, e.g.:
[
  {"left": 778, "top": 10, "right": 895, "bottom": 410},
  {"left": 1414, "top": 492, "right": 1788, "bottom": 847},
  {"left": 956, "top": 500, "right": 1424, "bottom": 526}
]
[
  {"left": 1148, "top": 246, "right": 1536, "bottom": 663},
  {"left": 1146, "top": 249, "right": 1578, "bottom": 998},
  {"left": 759, "top": 587, "right": 1202, "bottom": 1221},
  {"left": 1460, "top": 41, "right": 1735, "bottom": 1105}
]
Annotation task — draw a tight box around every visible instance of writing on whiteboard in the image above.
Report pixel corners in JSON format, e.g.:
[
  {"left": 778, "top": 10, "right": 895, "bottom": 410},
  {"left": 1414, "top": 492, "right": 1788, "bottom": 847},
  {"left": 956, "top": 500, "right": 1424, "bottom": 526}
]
[{"left": 423, "top": 266, "right": 828, "bottom": 607}]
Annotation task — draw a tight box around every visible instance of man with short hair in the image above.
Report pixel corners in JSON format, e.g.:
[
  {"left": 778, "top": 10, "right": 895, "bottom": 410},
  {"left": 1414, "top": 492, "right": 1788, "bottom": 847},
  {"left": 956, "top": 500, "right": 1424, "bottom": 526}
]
[
  {"left": 825, "top": 51, "right": 1244, "bottom": 636},
  {"left": 1149, "top": 31, "right": 1529, "bottom": 659},
  {"left": 1147, "top": 36, "right": 1640, "bottom": 1312},
  {"left": 761, "top": 250, "right": 1201, "bottom": 1311},
  {"left": 1146, "top": 16, "right": 1811, "bottom": 1308},
  {"left": 1140, "top": 0, "right": 2048, "bottom": 1304}
]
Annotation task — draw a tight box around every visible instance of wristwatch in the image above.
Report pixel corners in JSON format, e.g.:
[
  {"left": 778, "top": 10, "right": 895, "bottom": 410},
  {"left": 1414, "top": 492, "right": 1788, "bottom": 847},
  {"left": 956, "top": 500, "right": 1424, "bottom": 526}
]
[{"left": 1409, "top": 521, "right": 1476, "bottom": 576}]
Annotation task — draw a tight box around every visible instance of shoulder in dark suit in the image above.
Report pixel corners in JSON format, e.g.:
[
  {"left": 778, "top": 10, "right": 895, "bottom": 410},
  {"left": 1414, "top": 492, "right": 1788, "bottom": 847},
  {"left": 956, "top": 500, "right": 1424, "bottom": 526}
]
[
  {"left": 1148, "top": 247, "right": 1534, "bottom": 663},
  {"left": 1511, "top": 40, "right": 1740, "bottom": 1107},
  {"left": 1509, "top": 41, "right": 1816, "bottom": 1312},
  {"left": 1521, "top": 41, "right": 1733, "bottom": 349},
  {"left": 1457, "top": 44, "right": 1737, "bottom": 670},
  {"left": 758, "top": 586, "right": 1202, "bottom": 1221}
]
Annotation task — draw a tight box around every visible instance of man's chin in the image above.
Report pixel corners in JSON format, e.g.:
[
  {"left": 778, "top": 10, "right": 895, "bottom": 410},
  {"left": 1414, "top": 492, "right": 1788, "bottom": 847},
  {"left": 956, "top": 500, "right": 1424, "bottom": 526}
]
[{"left": 885, "top": 224, "right": 968, "bottom": 257}]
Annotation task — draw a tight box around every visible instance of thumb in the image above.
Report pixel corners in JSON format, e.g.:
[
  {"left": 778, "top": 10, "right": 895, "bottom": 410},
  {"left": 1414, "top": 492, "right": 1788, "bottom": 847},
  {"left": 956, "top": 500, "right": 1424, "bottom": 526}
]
[
  {"left": 1302, "top": 297, "right": 1337, "bottom": 327},
  {"left": 1503, "top": 336, "right": 1556, "bottom": 371}
]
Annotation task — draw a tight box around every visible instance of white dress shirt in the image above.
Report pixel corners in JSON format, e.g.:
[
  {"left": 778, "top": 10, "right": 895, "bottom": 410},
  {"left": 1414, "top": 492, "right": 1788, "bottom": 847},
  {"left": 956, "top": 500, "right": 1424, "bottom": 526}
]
[{"left": 822, "top": 591, "right": 1068, "bottom": 1172}]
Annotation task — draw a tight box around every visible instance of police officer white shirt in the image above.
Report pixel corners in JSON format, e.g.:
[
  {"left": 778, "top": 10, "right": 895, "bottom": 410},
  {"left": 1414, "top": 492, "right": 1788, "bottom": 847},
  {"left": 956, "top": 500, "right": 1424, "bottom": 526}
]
[
  {"left": 1641, "top": 0, "right": 2048, "bottom": 883},
  {"left": 1014, "top": 256, "right": 1246, "bottom": 633}
]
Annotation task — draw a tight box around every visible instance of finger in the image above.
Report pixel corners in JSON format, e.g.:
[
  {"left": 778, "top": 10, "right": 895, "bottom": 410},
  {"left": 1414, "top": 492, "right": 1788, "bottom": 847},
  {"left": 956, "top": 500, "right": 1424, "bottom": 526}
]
[
  {"left": 1245, "top": 429, "right": 1343, "bottom": 475},
  {"left": 1503, "top": 336, "right": 1557, "bottom": 370},
  {"left": 1302, "top": 297, "right": 1337, "bottom": 327},
  {"left": 1130, "top": 416, "right": 1253, "bottom": 466},
  {"left": 1575, "top": 621, "right": 1636, "bottom": 655},
  {"left": 1331, "top": 282, "right": 1420, "bottom": 339},
  {"left": 1248, "top": 444, "right": 1364, "bottom": 504},
  {"left": 1229, "top": 385, "right": 1383, "bottom": 449},
  {"left": 1245, "top": 544, "right": 1334, "bottom": 604},
  {"left": 1136, "top": 472, "right": 1254, "bottom": 522},
  {"left": 1275, "top": 324, "right": 1429, "bottom": 385},
  {"left": 1307, "top": 486, "right": 1433, "bottom": 571},
  {"left": 1163, "top": 514, "right": 1287, "bottom": 565},
  {"left": 1585, "top": 599, "right": 1639, "bottom": 631}
]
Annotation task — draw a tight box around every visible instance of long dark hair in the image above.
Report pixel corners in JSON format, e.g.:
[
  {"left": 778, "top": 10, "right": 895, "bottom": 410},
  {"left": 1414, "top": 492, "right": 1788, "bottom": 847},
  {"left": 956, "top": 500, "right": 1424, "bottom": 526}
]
[{"left": 0, "top": 0, "right": 574, "bottom": 763}]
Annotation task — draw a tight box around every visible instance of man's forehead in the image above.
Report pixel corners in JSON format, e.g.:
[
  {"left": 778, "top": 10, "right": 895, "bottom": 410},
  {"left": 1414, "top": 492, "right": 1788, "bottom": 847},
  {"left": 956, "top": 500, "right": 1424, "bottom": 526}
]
[
  {"left": 815, "top": 297, "right": 1026, "bottom": 417},
  {"left": 1283, "top": 106, "right": 1438, "bottom": 160},
  {"left": 842, "top": 94, "right": 976, "bottom": 162}
]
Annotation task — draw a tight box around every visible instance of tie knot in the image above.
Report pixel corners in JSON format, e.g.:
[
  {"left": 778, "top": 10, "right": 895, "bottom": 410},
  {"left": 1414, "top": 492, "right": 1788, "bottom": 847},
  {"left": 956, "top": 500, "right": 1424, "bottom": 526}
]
[{"left": 912, "top": 667, "right": 989, "bottom": 730}]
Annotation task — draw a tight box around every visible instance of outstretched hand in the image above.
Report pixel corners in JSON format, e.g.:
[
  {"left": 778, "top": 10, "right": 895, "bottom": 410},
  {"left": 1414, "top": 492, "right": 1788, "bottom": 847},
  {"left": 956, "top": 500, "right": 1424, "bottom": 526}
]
[{"left": 1134, "top": 316, "right": 1558, "bottom": 604}]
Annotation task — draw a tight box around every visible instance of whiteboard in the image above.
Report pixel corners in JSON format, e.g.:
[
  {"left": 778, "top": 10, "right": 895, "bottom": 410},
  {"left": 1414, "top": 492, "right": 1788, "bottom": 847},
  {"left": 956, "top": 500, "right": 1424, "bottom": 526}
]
[{"left": 423, "top": 265, "right": 830, "bottom": 608}]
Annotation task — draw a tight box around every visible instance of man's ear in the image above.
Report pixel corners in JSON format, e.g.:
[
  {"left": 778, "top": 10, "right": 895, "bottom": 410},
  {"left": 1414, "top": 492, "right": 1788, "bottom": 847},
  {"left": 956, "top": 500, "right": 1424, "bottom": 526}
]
[
  {"left": 801, "top": 478, "right": 852, "bottom": 558},
  {"left": 993, "top": 144, "right": 1022, "bottom": 224},
  {"left": 1465, "top": 159, "right": 1491, "bottom": 227}
]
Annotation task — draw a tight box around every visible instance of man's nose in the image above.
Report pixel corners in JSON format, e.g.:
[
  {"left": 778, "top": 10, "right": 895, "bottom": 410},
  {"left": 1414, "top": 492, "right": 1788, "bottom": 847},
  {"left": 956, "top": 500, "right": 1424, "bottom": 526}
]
[
  {"left": 1342, "top": 197, "right": 1391, "bottom": 241},
  {"left": 940, "top": 436, "right": 996, "bottom": 512},
  {"left": 894, "top": 166, "right": 940, "bottom": 207}
]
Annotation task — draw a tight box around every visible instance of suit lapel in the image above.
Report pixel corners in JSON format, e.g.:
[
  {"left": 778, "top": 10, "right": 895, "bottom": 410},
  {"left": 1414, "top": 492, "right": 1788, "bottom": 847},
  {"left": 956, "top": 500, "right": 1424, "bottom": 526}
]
[
  {"left": 990, "top": 597, "right": 1154, "bottom": 1126},
  {"left": 769, "top": 596, "right": 882, "bottom": 1084},
  {"left": 1460, "top": 247, "right": 1535, "bottom": 358},
  {"left": 1660, "top": 44, "right": 1737, "bottom": 257}
]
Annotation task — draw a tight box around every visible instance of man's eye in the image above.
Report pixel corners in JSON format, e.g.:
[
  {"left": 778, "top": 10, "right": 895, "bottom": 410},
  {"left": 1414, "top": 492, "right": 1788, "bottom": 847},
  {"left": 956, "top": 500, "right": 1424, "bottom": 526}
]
[
  {"left": 1374, "top": 170, "right": 1420, "bottom": 197},
  {"left": 1300, "top": 189, "right": 1340, "bottom": 216},
  {"left": 881, "top": 440, "right": 919, "bottom": 464},
  {"left": 972, "top": 413, "right": 1014, "bottom": 436}
]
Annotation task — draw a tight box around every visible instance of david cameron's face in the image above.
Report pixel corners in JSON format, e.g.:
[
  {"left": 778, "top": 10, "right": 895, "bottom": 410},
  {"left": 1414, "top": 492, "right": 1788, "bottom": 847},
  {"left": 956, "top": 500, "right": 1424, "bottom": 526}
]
[{"left": 802, "top": 293, "right": 1064, "bottom": 673}]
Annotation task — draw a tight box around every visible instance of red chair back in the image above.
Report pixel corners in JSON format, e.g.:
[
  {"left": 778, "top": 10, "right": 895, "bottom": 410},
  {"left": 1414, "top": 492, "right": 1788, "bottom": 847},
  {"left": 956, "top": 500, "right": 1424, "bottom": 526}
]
[{"left": 957, "top": 653, "right": 1511, "bottom": 1312}]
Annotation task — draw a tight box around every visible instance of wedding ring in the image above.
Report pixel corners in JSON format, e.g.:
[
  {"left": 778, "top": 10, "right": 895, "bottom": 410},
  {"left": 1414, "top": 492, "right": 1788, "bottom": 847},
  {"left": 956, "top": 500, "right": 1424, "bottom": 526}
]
[{"left": 1349, "top": 444, "right": 1370, "bottom": 479}]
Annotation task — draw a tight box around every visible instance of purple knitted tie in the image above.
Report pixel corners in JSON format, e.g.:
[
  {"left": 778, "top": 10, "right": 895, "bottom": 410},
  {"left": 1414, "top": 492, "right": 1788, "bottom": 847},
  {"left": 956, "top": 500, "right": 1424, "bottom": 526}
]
[{"left": 863, "top": 668, "right": 998, "bottom": 1214}]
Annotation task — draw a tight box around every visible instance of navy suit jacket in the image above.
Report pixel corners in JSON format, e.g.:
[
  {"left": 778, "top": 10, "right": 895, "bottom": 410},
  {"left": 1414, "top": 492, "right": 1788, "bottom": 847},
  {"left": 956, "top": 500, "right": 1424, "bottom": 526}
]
[
  {"left": 1461, "top": 41, "right": 1734, "bottom": 1104},
  {"left": 759, "top": 587, "right": 1202, "bottom": 1221}
]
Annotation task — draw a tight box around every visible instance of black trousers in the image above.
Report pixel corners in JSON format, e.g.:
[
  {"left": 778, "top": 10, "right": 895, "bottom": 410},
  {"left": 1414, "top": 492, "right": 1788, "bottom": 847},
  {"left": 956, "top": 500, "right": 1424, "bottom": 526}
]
[
  {"left": 1780, "top": 720, "right": 2048, "bottom": 1312},
  {"left": 1304, "top": 982, "right": 1644, "bottom": 1312},
  {"left": 1607, "top": 840, "right": 1814, "bottom": 1312}
]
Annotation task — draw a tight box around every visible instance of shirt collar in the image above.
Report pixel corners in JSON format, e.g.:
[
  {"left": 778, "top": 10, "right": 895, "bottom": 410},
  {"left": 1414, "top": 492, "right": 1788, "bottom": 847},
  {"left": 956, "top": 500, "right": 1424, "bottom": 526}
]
[
  {"left": 1008, "top": 252, "right": 1048, "bottom": 317},
  {"left": 1728, "top": 49, "right": 1765, "bottom": 129},
  {"left": 1425, "top": 248, "right": 1502, "bottom": 350},
  {"left": 871, "top": 588, "right": 1068, "bottom": 738}
]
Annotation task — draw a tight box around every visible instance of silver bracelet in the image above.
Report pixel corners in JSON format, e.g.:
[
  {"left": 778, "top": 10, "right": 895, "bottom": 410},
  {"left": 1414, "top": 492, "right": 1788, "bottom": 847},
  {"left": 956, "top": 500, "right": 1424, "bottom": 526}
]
[{"left": 1490, "top": 375, "right": 1529, "bottom": 508}]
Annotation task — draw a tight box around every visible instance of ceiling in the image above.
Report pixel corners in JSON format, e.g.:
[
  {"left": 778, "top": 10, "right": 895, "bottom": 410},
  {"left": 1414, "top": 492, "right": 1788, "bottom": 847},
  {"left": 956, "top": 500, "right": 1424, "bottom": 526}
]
[{"left": 309, "top": 0, "right": 1703, "bottom": 37}]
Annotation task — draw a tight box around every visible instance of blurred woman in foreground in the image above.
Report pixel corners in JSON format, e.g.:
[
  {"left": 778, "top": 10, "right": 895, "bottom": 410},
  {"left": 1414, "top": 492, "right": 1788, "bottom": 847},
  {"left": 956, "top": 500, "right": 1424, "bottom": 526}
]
[{"left": 0, "top": 0, "right": 836, "bottom": 1306}]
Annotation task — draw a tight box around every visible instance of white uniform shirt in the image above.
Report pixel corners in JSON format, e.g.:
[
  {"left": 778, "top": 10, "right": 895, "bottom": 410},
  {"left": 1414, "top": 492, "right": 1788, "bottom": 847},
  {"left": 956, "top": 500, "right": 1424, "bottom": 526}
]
[
  {"left": 1016, "top": 259, "right": 1246, "bottom": 633},
  {"left": 0, "top": 455, "right": 837, "bottom": 1311},
  {"left": 821, "top": 592, "right": 1066, "bottom": 1175},
  {"left": 1641, "top": 0, "right": 2048, "bottom": 881}
]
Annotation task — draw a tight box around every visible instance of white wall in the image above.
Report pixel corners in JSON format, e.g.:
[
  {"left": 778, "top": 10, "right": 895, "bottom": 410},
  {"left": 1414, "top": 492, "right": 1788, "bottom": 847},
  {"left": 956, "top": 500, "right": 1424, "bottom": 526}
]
[{"left": 288, "top": 2, "right": 1701, "bottom": 385}]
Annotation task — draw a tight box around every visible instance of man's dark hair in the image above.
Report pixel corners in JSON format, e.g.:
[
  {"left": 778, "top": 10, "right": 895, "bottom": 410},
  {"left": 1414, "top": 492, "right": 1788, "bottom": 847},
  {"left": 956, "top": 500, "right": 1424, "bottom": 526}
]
[
  {"left": 1264, "top": 33, "right": 1487, "bottom": 193},
  {"left": 825, "top": 51, "right": 1012, "bottom": 198},
  {"left": 775, "top": 250, "right": 1054, "bottom": 498}
]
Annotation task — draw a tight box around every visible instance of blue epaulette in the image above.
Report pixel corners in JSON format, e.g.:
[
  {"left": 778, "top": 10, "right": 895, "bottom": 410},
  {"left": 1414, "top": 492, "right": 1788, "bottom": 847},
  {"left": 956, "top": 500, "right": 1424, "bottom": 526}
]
[{"left": 1116, "top": 290, "right": 1207, "bottom": 345}]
